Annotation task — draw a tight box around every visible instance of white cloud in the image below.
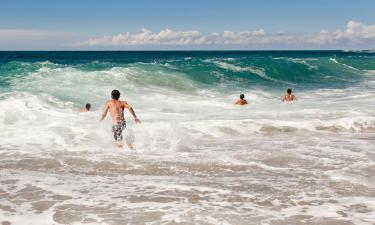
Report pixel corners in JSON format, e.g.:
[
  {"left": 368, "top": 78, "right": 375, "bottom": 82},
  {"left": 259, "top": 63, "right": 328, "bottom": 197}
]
[
  {"left": 75, "top": 28, "right": 270, "bottom": 47},
  {"left": 77, "top": 28, "right": 204, "bottom": 46},
  {"left": 74, "top": 21, "right": 375, "bottom": 48},
  {"left": 305, "top": 21, "right": 375, "bottom": 44}
]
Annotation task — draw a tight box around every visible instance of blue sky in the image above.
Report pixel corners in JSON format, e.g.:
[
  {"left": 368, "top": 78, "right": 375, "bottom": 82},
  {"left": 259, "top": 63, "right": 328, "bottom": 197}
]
[{"left": 0, "top": 0, "right": 374, "bottom": 50}]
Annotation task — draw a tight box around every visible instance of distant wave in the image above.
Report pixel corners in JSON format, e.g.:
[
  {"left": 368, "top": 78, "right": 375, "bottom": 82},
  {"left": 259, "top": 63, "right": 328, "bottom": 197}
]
[
  {"left": 272, "top": 57, "right": 318, "bottom": 70},
  {"left": 343, "top": 49, "right": 375, "bottom": 53},
  {"left": 214, "top": 61, "right": 266, "bottom": 76},
  {"left": 1, "top": 51, "right": 373, "bottom": 92},
  {"left": 210, "top": 60, "right": 292, "bottom": 84},
  {"left": 329, "top": 58, "right": 360, "bottom": 70}
]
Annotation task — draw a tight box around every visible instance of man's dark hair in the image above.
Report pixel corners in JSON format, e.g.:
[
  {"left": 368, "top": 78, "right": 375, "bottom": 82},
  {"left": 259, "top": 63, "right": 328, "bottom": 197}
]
[
  {"left": 240, "top": 94, "right": 245, "bottom": 99},
  {"left": 111, "top": 90, "right": 120, "bottom": 100},
  {"left": 287, "top": 88, "right": 292, "bottom": 94},
  {"left": 85, "top": 103, "right": 91, "bottom": 110}
]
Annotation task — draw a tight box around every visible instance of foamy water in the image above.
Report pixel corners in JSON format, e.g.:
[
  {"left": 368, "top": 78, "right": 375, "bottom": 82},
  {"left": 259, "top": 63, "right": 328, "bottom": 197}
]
[{"left": 0, "top": 51, "right": 374, "bottom": 224}]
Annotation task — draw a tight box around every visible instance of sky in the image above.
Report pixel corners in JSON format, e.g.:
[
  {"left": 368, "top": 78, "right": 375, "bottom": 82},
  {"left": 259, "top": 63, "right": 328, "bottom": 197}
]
[{"left": 0, "top": 0, "right": 374, "bottom": 50}]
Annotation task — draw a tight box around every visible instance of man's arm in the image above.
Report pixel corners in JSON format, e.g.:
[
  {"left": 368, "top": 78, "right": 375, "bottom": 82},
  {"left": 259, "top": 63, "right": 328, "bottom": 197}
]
[
  {"left": 100, "top": 102, "right": 109, "bottom": 121},
  {"left": 123, "top": 101, "right": 141, "bottom": 123}
]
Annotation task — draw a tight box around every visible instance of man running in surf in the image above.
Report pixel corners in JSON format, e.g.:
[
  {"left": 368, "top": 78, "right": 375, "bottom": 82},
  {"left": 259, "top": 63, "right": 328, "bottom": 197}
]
[{"left": 100, "top": 90, "right": 141, "bottom": 148}]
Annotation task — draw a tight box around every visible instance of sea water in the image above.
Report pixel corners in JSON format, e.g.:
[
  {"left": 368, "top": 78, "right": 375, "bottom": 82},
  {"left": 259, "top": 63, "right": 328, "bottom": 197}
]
[{"left": 0, "top": 51, "right": 374, "bottom": 224}]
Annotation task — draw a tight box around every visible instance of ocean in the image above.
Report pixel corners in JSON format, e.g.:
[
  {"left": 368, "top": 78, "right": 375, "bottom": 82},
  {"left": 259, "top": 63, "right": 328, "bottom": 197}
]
[{"left": 0, "top": 51, "right": 374, "bottom": 225}]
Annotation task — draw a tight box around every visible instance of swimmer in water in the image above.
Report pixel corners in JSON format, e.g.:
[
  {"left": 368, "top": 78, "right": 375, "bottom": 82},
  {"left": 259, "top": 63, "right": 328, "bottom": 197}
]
[
  {"left": 235, "top": 94, "right": 248, "bottom": 105},
  {"left": 282, "top": 88, "right": 297, "bottom": 102},
  {"left": 80, "top": 103, "right": 91, "bottom": 112}
]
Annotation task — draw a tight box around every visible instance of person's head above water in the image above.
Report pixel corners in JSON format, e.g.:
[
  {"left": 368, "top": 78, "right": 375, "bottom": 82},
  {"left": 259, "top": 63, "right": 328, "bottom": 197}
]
[
  {"left": 287, "top": 88, "right": 292, "bottom": 94},
  {"left": 235, "top": 93, "right": 248, "bottom": 105},
  {"left": 111, "top": 90, "right": 120, "bottom": 100},
  {"left": 85, "top": 103, "right": 91, "bottom": 110}
]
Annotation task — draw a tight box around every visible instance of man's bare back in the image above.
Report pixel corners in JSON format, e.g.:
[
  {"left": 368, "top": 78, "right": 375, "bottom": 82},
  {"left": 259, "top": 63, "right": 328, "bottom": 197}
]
[
  {"left": 235, "top": 93, "right": 248, "bottom": 106},
  {"left": 282, "top": 88, "right": 297, "bottom": 102},
  {"left": 235, "top": 99, "right": 248, "bottom": 105},
  {"left": 105, "top": 100, "right": 126, "bottom": 123},
  {"left": 282, "top": 94, "right": 296, "bottom": 102}
]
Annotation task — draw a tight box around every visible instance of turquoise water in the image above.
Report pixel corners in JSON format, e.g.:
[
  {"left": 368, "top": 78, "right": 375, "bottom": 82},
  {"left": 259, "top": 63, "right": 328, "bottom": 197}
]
[
  {"left": 1, "top": 51, "right": 374, "bottom": 89},
  {"left": 0, "top": 51, "right": 374, "bottom": 224},
  {"left": 1, "top": 50, "right": 374, "bottom": 107}
]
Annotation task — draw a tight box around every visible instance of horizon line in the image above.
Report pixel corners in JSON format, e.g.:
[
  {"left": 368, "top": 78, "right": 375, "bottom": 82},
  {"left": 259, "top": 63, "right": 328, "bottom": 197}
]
[{"left": 0, "top": 49, "right": 374, "bottom": 52}]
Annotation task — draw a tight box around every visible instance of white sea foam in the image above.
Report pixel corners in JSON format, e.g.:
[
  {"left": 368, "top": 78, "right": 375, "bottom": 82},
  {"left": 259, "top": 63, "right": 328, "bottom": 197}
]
[
  {"left": 274, "top": 57, "right": 319, "bottom": 70},
  {"left": 209, "top": 60, "right": 292, "bottom": 85},
  {"left": 329, "top": 57, "right": 360, "bottom": 70},
  {"left": 214, "top": 61, "right": 266, "bottom": 74},
  {"left": 289, "top": 59, "right": 318, "bottom": 70}
]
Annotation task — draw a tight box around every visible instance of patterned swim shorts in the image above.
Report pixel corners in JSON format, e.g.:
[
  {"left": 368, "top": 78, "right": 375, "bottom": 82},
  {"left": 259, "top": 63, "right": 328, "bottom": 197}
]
[{"left": 112, "top": 120, "right": 126, "bottom": 141}]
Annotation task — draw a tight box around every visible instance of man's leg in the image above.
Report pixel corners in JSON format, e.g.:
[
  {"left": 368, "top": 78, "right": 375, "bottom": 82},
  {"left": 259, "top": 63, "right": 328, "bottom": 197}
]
[{"left": 112, "top": 124, "right": 123, "bottom": 148}]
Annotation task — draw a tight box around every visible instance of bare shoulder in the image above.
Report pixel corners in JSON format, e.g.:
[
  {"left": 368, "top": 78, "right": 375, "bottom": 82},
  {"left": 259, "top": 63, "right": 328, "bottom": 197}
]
[
  {"left": 105, "top": 100, "right": 115, "bottom": 108},
  {"left": 121, "top": 100, "right": 130, "bottom": 108}
]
